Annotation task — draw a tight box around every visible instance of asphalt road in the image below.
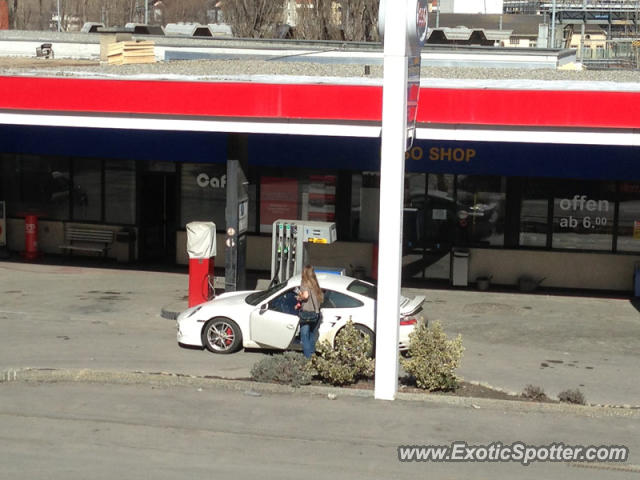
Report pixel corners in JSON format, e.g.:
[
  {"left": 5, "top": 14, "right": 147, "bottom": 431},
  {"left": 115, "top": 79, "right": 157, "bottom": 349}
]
[
  {"left": 1, "top": 260, "right": 640, "bottom": 479},
  {"left": 1, "top": 381, "right": 638, "bottom": 480}
]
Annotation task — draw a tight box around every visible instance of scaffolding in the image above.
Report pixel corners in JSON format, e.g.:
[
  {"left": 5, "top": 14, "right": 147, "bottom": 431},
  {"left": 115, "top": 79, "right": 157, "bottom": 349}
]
[{"left": 504, "top": 0, "right": 640, "bottom": 60}]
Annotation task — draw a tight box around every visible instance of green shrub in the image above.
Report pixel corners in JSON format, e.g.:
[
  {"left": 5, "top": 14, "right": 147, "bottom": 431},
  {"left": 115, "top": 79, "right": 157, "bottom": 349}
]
[
  {"left": 250, "top": 351, "right": 313, "bottom": 388},
  {"left": 400, "top": 320, "right": 464, "bottom": 391},
  {"left": 558, "top": 388, "right": 586, "bottom": 405},
  {"left": 312, "top": 320, "right": 375, "bottom": 386},
  {"left": 522, "top": 384, "right": 548, "bottom": 401}
]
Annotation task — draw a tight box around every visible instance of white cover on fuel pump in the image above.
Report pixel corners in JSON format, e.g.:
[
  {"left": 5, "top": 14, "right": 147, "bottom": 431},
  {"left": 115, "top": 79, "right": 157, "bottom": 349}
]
[{"left": 186, "top": 222, "right": 216, "bottom": 259}]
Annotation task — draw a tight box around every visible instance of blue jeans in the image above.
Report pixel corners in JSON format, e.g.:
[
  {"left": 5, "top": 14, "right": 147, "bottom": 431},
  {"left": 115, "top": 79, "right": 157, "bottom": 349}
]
[{"left": 299, "top": 319, "right": 319, "bottom": 358}]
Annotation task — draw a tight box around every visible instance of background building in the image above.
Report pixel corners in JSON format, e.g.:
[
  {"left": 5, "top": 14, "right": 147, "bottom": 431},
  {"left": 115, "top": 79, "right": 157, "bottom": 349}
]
[
  {"left": 1, "top": 33, "right": 640, "bottom": 293},
  {"left": 438, "top": 0, "right": 504, "bottom": 14}
]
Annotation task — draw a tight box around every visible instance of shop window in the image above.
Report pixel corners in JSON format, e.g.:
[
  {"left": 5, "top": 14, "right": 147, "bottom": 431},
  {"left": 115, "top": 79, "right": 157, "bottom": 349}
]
[
  {"left": 455, "top": 175, "right": 505, "bottom": 246},
  {"left": 105, "top": 160, "right": 135, "bottom": 225},
  {"left": 306, "top": 175, "right": 336, "bottom": 223},
  {"left": 552, "top": 180, "right": 615, "bottom": 251},
  {"left": 180, "top": 163, "right": 227, "bottom": 229},
  {"left": 72, "top": 158, "right": 102, "bottom": 222},
  {"left": 0, "top": 154, "right": 20, "bottom": 216},
  {"left": 259, "top": 172, "right": 337, "bottom": 234},
  {"left": 352, "top": 172, "right": 505, "bottom": 249},
  {"left": 424, "top": 174, "right": 456, "bottom": 248},
  {"left": 247, "top": 183, "right": 257, "bottom": 234},
  {"left": 350, "top": 173, "right": 363, "bottom": 240},
  {"left": 0, "top": 154, "right": 70, "bottom": 220},
  {"left": 616, "top": 182, "right": 640, "bottom": 253},
  {"left": 354, "top": 172, "right": 379, "bottom": 242},
  {"left": 404, "top": 173, "right": 427, "bottom": 250},
  {"left": 520, "top": 178, "right": 550, "bottom": 248}
]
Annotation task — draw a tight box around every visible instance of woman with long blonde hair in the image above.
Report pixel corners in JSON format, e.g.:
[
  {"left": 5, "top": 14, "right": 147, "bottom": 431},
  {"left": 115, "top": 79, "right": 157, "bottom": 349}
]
[{"left": 296, "top": 265, "right": 324, "bottom": 358}]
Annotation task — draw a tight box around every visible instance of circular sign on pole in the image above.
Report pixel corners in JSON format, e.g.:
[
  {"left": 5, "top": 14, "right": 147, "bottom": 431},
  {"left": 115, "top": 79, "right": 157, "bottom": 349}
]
[
  {"left": 407, "top": 0, "right": 429, "bottom": 55},
  {"left": 378, "top": 0, "right": 429, "bottom": 53}
]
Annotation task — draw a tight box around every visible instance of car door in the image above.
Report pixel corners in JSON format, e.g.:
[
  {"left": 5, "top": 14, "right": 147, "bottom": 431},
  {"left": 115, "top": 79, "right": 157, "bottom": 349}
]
[{"left": 249, "top": 288, "right": 300, "bottom": 349}]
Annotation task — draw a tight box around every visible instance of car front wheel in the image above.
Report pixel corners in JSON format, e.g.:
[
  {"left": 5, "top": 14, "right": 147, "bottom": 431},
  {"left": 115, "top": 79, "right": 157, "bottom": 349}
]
[{"left": 201, "top": 318, "right": 242, "bottom": 354}]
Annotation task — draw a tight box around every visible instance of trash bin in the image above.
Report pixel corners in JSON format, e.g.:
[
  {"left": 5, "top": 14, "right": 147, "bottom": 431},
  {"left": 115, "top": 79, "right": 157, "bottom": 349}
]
[
  {"left": 115, "top": 229, "right": 136, "bottom": 263},
  {"left": 451, "top": 248, "right": 470, "bottom": 287},
  {"left": 634, "top": 263, "right": 640, "bottom": 297}
]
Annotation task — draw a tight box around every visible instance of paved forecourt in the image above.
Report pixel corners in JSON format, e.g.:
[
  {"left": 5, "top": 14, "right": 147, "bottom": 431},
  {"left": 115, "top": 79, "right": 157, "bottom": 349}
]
[{"left": 1, "top": 260, "right": 639, "bottom": 407}]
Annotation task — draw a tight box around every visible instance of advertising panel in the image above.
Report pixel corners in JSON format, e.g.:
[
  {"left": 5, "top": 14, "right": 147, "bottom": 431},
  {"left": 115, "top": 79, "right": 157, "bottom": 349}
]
[
  {"left": 260, "top": 177, "right": 298, "bottom": 233},
  {"left": 306, "top": 175, "right": 336, "bottom": 222}
]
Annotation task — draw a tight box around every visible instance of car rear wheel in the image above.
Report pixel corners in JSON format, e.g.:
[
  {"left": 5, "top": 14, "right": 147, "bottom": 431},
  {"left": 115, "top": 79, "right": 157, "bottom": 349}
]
[
  {"left": 202, "top": 318, "right": 242, "bottom": 354},
  {"left": 336, "top": 324, "right": 375, "bottom": 358}
]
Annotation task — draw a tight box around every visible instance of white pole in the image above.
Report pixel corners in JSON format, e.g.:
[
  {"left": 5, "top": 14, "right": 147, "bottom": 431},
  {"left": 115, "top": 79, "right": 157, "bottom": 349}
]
[
  {"left": 57, "top": 0, "right": 61, "bottom": 32},
  {"left": 374, "top": 0, "right": 409, "bottom": 401},
  {"left": 145, "top": 0, "right": 149, "bottom": 24}
]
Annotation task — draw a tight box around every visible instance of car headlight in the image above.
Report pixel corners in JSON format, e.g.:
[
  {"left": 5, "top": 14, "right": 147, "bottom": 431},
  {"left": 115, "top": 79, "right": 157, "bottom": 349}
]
[{"left": 186, "top": 305, "right": 203, "bottom": 318}]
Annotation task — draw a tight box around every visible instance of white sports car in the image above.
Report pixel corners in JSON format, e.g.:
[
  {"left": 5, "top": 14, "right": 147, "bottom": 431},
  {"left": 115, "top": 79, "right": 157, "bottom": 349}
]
[{"left": 177, "top": 273, "right": 425, "bottom": 354}]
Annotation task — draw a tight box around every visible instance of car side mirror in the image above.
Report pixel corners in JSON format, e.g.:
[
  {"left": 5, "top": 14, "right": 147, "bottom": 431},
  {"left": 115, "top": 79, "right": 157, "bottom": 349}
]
[{"left": 259, "top": 303, "right": 268, "bottom": 314}]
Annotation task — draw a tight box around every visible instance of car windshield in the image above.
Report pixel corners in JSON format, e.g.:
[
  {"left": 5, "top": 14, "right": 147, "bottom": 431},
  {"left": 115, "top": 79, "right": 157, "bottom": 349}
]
[
  {"left": 245, "top": 282, "right": 287, "bottom": 306},
  {"left": 346, "top": 280, "right": 377, "bottom": 300}
]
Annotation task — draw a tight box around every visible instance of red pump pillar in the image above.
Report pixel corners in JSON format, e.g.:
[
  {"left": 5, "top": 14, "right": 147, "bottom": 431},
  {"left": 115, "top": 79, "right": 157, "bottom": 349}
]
[
  {"left": 186, "top": 222, "right": 217, "bottom": 307},
  {"left": 188, "top": 258, "right": 216, "bottom": 307},
  {"left": 23, "top": 214, "right": 39, "bottom": 260}
]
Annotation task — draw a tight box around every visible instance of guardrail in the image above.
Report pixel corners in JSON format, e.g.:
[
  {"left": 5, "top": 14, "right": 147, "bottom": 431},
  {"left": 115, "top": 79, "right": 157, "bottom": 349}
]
[{"left": 583, "top": 57, "right": 637, "bottom": 69}]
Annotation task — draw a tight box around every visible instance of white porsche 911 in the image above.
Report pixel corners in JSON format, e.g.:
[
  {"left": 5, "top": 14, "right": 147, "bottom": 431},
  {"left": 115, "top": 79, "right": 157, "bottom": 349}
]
[{"left": 177, "top": 273, "right": 425, "bottom": 354}]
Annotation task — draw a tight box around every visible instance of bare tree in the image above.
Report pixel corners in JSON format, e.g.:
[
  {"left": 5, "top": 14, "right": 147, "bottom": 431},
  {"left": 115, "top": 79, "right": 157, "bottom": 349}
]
[
  {"left": 294, "top": 0, "right": 378, "bottom": 41},
  {"left": 10, "top": 0, "right": 17, "bottom": 28},
  {"left": 295, "top": 0, "right": 339, "bottom": 40},
  {"left": 220, "top": 0, "right": 287, "bottom": 38},
  {"left": 8, "top": 0, "right": 296, "bottom": 32},
  {"left": 341, "top": 0, "right": 378, "bottom": 41},
  {"left": 163, "top": 0, "right": 208, "bottom": 25}
]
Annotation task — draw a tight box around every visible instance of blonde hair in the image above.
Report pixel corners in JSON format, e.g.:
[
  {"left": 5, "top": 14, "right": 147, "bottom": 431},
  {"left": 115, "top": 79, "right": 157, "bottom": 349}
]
[{"left": 301, "top": 265, "right": 324, "bottom": 305}]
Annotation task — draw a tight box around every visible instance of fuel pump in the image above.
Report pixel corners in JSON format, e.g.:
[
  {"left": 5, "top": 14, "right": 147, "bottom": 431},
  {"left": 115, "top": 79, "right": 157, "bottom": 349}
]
[
  {"left": 186, "top": 221, "right": 217, "bottom": 307},
  {"left": 270, "top": 219, "right": 337, "bottom": 285}
]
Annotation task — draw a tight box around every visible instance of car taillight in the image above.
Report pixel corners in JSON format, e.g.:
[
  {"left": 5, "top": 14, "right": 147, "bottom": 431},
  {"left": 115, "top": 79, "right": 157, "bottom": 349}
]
[{"left": 400, "top": 317, "right": 417, "bottom": 326}]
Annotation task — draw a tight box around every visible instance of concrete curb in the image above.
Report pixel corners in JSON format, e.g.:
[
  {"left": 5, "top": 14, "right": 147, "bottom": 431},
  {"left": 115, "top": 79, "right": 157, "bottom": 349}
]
[
  {"left": 160, "top": 301, "right": 188, "bottom": 320},
  {"left": 2, "top": 367, "right": 638, "bottom": 418},
  {"left": 160, "top": 304, "right": 181, "bottom": 320}
]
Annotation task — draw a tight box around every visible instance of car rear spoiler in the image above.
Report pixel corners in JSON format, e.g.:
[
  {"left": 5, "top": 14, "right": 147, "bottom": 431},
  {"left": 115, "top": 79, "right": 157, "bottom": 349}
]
[{"left": 399, "top": 295, "right": 425, "bottom": 316}]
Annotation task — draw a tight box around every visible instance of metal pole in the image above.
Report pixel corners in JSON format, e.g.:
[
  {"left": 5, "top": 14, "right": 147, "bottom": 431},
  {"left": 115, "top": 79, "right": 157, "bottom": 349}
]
[
  {"left": 551, "top": 0, "right": 557, "bottom": 48},
  {"left": 374, "top": 0, "right": 409, "bottom": 402},
  {"left": 145, "top": 0, "right": 149, "bottom": 24},
  {"left": 579, "top": 21, "right": 585, "bottom": 61},
  {"left": 57, "top": 0, "right": 61, "bottom": 32}
]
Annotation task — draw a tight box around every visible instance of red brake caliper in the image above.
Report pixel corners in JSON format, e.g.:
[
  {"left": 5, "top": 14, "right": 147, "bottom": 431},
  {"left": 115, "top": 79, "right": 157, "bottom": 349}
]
[{"left": 225, "top": 327, "right": 233, "bottom": 345}]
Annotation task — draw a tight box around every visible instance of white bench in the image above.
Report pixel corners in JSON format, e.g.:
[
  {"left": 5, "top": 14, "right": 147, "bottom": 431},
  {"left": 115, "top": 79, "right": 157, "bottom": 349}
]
[{"left": 60, "top": 226, "right": 114, "bottom": 257}]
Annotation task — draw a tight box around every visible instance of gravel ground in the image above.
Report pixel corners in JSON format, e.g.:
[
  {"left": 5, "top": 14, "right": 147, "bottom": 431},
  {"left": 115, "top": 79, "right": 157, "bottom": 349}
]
[{"left": 1, "top": 57, "right": 640, "bottom": 84}]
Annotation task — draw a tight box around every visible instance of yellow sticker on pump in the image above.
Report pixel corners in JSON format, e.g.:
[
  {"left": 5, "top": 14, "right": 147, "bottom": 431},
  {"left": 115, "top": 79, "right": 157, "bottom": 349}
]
[{"left": 307, "top": 238, "right": 328, "bottom": 244}]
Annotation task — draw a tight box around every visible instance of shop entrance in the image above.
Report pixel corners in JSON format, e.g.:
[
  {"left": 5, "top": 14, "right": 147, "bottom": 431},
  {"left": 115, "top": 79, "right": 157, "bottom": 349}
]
[
  {"left": 139, "top": 170, "right": 177, "bottom": 261},
  {"left": 403, "top": 173, "right": 456, "bottom": 281}
]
